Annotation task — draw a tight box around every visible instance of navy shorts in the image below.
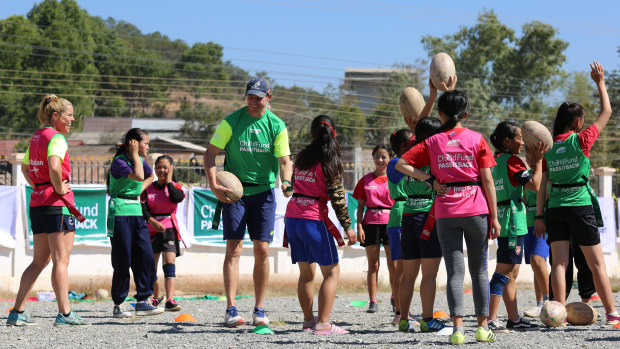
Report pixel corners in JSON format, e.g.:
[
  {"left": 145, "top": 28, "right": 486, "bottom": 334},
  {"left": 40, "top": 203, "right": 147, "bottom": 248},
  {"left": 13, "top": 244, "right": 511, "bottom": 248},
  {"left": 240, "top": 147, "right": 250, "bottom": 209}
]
[
  {"left": 360, "top": 224, "right": 389, "bottom": 247},
  {"left": 285, "top": 217, "right": 339, "bottom": 266},
  {"left": 524, "top": 227, "right": 549, "bottom": 263},
  {"left": 401, "top": 213, "right": 442, "bottom": 260},
  {"left": 496, "top": 236, "right": 525, "bottom": 264},
  {"left": 150, "top": 227, "right": 181, "bottom": 257},
  {"left": 31, "top": 214, "right": 76, "bottom": 235},
  {"left": 387, "top": 226, "right": 402, "bottom": 261},
  {"left": 222, "top": 189, "right": 276, "bottom": 242},
  {"left": 545, "top": 206, "right": 600, "bottom": 246}
]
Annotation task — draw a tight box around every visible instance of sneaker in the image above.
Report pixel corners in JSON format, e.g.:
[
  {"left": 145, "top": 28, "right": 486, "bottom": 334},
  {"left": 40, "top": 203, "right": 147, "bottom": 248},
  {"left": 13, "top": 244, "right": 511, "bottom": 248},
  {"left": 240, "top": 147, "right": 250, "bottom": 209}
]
[
  {"left": 6, "top": 309, "right": 36, "bottom": 326},
  {"left": 488, "top": 320, "right": 509, "bottom": 333},
  {"left": 135, "top": 300, "right": 164, "bottom": 316},
  {"left": 151, "top": 296, "right": 164, "bottom": 307},
  {"left": 420, "top": 318, "right": 446, "bottom": 332},
  {"left": 398, "top": 319, "right": 416, "bottom": 333},
  {"left": 367, "top": 301, "right": 378, "bottom": 313},
  {"left": 252, "top": 307, "right": 270, "bottom": 325},
  {"left": 392, "top": 313, "right": 401, "bottom": 325},
  {"left": 523, "top": 306, "right": 542, "bottom": 318},
  {"left": 475, "top": 326, "right": 496, "bottom": 343},
  {"left": 54, "top": 311, "right": 91, "bottom": 327},
  {"left": 606, "top": 312, "right": 620, "bottom": 325},
  {"left": 113, "top": 303, "right": 133, "bottom": 318},
  {"left": 165, "top": 299, "right": 182, "bottom": 311},
  {"left": 450, "top": 331, "right": 465, "bottom": 345},
  {"left": 302, "top": 316, "right": 317, "bottom": 331},
  {"left": 224, "top": 306, "right": 245, "bottom": 327},
  {"left": 506, "top": 317, "right": 538, "bottom": 331}
]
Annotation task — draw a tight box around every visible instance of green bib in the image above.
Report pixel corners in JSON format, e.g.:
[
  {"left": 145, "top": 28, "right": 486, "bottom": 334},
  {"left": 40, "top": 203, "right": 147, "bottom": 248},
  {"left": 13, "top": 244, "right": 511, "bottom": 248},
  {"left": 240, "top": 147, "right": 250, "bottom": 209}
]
[
  {"left": 524, "top": 178, "right": 537, "bottom": 228},
  {"left": 106, "top": 154, "right": 144, "bottom": 237},
  {"left": 545, "top": 133, "right": 591, "bottom": 208},
  {"left": 223, "top": 107, "right": 285, "bottom": 196},
  {"left": 491, "top": 154, "right": 527, "bottom": 246},
  {"left": 402, "top": 165, "right": 433, "bottom": 215}
]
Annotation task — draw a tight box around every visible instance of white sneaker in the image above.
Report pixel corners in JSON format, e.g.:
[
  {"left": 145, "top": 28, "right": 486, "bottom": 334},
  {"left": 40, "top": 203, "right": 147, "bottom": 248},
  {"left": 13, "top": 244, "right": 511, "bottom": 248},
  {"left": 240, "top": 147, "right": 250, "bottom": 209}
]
[
  {"left": 252, "top": 307, "right": 270, "bottom": 325},
  {"left": 113, "top": 303, "right": 133, "bottom": 318},
  {"left": 224, "top": 306, "right": 245, "bottom": 327},
  {"left": 523, "top": 306, "right": 542, "bottom": 318},
  {"left": 392, "top": 314, "right": 401, "bottom": 325}
]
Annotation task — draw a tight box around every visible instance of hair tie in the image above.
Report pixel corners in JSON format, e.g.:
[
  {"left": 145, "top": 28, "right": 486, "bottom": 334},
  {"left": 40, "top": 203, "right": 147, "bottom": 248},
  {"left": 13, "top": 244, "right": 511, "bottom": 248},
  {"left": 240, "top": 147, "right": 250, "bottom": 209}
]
[
  {"left": 392, "top": 130, "right": 396, "bottom": 136},
  {"left": 46, "top": 94, "right": 58, "bottom": 104},
  {"left": 320, "top": 121, "right": 337, "bottom": 138},
  {"left": 120, "top": 143, "right": 126, "bottom": 148}
]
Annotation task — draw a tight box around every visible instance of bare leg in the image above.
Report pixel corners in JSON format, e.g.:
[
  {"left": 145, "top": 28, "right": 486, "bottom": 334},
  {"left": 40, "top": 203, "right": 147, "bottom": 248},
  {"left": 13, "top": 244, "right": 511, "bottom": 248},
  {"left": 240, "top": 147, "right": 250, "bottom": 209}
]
[
  {"left": 530, "top": 254, "right": 549, "bottom": 300},
  {"left": 550, "top": 241, "right": 570, "bottom": 304},
  {"left": 48, "top": 230, "right": 75, "bottom": 314},
  {"left": 384, "top": 246, "right": 397, "bottom": 306},
  {"left": 253, "top": 240, "right": 270, "bottom": 308},
  {"left": 391, "top": 259, "right": 403, "bottom": 313},
  {"left": 13, "top": 234, "right": 52, "bottom": 311},
  {"left": 297, "top": 262, "right": 316, "bottom": 322},
  {"left": 223, "top": 239, "right": 243, "bottom": 307},
  {"left": 398, "top": 259, "right": 420, "bottom": 318},
  {"left": 365, "top": 245, "right": 380, "bottom": 301},
  {"left": 152, "top": 252, "right": 161, "bottom": 298},
  {"left": 420, "top": 258, "right": 442, "bottom": 319},
  {"left": 580, "top": 244, "right": 617, "bottom": 314},
  {"left": 317, "top": 263, "right": 340, "bottom": 326}
]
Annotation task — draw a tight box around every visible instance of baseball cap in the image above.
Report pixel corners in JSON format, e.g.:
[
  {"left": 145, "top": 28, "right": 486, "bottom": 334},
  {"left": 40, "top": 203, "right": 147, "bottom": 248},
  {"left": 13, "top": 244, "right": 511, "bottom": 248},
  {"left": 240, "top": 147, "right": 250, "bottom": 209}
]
[{"left": 245, "top": 77, "right": 271, "bottom": 98}]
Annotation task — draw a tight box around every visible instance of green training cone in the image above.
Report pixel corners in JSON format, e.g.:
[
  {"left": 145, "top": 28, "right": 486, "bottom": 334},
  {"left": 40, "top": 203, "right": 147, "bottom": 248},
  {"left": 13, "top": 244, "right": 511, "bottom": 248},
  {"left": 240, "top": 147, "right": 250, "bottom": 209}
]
[
  {"left": 253, "top": 324, "right": 274, "bottom": 335},
  {"left": 350, "top": 300, "right": 368, "bottom": 307}
]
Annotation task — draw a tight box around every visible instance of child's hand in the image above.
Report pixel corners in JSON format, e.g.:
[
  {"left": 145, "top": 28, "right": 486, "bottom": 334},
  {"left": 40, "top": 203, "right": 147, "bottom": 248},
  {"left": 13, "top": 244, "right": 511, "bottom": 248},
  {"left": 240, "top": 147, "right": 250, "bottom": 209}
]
[
  {"left": 489, "top": 217, "right": 501, "bottom": 240},
  {"left": 166, "top": 165, "right": 174, "bottom": 183},
  {"left": 440, "top": 75, "right": 457, "bottom": 91},
  {"left": 526, "top": 141, "right": 547, "bottom": 162},
  {"left": 534, "top": 219, "right": 546, "bottom": 239},
  {"left": 346, "top": 228, "right": 357, "bottom": 245},
  {"left": 128, "top": 139, "right": 139, "bottom": 158},
  {"left": 590, "top": 61, "right": 605, "bottom": 84},
  {"left": 357, "top": 224, "right": 365, "bottom": 245}
]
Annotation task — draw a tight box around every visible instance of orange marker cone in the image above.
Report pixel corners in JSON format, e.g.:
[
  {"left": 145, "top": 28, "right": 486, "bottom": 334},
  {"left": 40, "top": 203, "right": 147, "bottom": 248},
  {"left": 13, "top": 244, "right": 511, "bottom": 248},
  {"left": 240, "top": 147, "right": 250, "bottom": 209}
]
[
  {"left": 464, "top": 288, "right": 473, "bottom": 293},
  {"left": 433, "top": 310, "right": 449, "bottom": 319},
  {"left": 590, "top": 295, "right": 600, "bottom": 301},
  {"left": 175, "top": 313, "right": 196, "bottom": 322},
  {"left": 614, "top": 322, "right": 620, "bottom": 329},
  {"left": 6, "top": 307, "right": 13, "bottom": 313}
]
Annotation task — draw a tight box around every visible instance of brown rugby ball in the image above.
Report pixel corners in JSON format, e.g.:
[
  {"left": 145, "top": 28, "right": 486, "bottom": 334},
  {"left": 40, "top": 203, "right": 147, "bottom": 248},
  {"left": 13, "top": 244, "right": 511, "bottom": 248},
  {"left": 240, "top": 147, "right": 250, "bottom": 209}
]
[
  {"left": 430, "top": 52, "right": 456, "bottom": 91},
  {"left": 566, "top": 302, "right": 597, "bottom": 326},
  {"left": 216, "top": 171, "right": 243, "bottom": 202},
  {"left": 399, "top": 87, "right": 425, "bottom": 129},
  {"left": 521, "top": 121, "right": 553, "bottom": 152}
]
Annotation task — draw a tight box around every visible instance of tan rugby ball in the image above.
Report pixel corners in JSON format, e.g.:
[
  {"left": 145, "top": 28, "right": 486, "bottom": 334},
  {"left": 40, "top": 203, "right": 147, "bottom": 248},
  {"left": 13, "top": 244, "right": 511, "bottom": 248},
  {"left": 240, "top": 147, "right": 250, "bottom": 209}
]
[
  {"left": 95, "top": 288, "right": 109, "bottom": 300},
  {"left": 540, "top": 301, "right": 567, "bottom": 327},
  {"left": 430, "top": 52, "right": 456, "bottom": 91},
  {"left": 216, "top": 171, "right": 243, "bottom": 202},
  {"left": 399, "top": 87, "right": 426, "bottom": 129},
  {"left": 566, "top": 302, "right": 597, "bottom": 326},
  {"left": 522, "top": 121, "right": 553, "bottom": 152}
]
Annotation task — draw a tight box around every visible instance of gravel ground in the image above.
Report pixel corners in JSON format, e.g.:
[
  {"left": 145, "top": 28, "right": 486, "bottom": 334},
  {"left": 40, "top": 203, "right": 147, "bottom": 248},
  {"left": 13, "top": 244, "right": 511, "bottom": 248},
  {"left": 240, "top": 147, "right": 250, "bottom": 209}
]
[{"left": 1, "top": 289, "right": 620, "bottom": 348}]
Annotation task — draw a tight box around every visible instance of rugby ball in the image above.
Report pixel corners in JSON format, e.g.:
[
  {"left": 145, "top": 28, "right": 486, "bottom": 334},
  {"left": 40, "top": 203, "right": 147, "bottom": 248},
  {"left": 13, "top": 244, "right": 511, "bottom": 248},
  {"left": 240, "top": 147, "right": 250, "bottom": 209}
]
[
  {"left": 522, "top": 121, "right": 553, "bottom": 152},
  {"left": 430, "top": 52, "right": 456, "bottom": 91},
  {"left": 566, "top": 302, "right": 597, "bottom": 326},
  {"left": 95, "top": 288, "right": 109, "bottom": 300},
  {"left": 216, "top": 171, "right": 243, "bottom": 202},
  {"left": 540, "top": 301, "right": 567, "bottom": 327},
  {"left": 399, "top": 87, "right": 426, "bottom": 129}
]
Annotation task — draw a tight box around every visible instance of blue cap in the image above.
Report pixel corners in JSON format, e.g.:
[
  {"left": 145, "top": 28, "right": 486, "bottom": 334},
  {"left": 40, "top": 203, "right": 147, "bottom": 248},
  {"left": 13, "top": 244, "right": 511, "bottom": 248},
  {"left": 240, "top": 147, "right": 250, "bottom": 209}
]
[{"left": 245, "top": 77, "right": 271, "bottom": 98}]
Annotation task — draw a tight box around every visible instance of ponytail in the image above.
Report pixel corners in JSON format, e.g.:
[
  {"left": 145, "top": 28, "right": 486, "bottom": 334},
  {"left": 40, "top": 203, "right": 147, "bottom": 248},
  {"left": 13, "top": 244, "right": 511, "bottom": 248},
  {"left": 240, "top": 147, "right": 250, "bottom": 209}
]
[
  {"left": 295, "top": 115, "right": 343, "bottom": 179},
  {"left": 490, "top": 120, "right": 520, "bottom": 155},
  {"left": 38, "top": 94, "right": 72, "bottom": 126},
  {"left": 435, "top": 89, "right": 469, "bottom": 134},
  {"left": 553, "top": 102, "right": 584, "bottom": 137}
]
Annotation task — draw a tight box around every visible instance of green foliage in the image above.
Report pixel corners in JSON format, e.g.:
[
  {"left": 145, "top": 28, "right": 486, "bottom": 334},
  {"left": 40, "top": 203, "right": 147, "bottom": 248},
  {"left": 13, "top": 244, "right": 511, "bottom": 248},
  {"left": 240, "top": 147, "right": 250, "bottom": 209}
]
[{"left": 176, "top": 100, "right": 226, "bottom": 146}]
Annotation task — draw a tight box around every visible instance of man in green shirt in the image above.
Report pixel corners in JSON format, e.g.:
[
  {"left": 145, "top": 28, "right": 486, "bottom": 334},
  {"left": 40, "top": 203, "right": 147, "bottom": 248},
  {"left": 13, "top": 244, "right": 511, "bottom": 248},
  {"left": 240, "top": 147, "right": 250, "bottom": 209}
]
[{"left": 203, "top": 77, "right": 293, "bottom": 328}]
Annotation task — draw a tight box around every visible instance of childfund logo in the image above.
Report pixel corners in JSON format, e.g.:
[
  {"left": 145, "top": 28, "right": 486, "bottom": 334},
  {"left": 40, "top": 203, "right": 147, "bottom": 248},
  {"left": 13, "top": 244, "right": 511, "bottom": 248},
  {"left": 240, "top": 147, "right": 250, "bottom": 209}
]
[{"left": 75, "top": 203, "right": 100, "bottom": 229}]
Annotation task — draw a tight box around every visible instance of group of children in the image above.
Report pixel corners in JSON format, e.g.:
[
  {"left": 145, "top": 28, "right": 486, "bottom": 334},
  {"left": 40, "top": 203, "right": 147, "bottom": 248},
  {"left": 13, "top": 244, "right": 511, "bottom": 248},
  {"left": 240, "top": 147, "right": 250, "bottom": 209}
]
[{"left": 8, "top": 62, "right": 620, "bottom": 345}]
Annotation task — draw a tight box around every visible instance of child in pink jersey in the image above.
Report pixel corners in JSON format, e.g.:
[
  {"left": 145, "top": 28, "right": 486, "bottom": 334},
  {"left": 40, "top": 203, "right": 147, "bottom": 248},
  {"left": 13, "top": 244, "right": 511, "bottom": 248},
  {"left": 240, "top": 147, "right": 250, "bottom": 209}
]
[
  {"left": 353, "top": 144, "right": 396, "bottom": 313},
  {"left": 285, "top": 115, "right": 356, "bottom": 335},
  {"left": 396, "top": 89, "right": 500, "bottom": 344}
]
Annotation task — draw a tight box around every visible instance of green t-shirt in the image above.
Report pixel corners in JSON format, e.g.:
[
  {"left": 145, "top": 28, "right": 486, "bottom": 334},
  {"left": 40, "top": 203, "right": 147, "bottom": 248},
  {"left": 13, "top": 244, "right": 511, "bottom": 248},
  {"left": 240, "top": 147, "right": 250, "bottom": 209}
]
[
  {"left": 545, "top": 133, "right": 592, "bottom": 208},
  {"left": 210, "top": 107, "right": 290, "bottom": 196},
  {"left": 402, "top": 166, "right": 433, "bottom": 215},
  {"left": 491, "top": 153, "right": 527, "bottom": 237}
]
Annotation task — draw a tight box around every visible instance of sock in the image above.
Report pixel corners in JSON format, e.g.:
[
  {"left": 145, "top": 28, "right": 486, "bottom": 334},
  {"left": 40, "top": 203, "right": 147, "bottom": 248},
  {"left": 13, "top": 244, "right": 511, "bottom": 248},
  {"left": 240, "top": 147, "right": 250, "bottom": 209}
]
[
  {"left": 454, "top": 326, "right": 464, "bottom": 334},
  {"left": 513, "top": 316, "right": 521, "bottom": 324},
  {"left": 608, "top": 311, "right": 619, "bottom": 316},
  {"left": 370, "top": 299, "right": 377, "bottom": 304},
  {"left": 537, "top": 300, "right": 544, "bottom": 308},
  {"left": 423, "top": 317, "right": 433, "bottom": 322},
  {"left": 543, "top": 294, "right": 549, "bottom": 301},
  {"left": 15, "top": 309, "right": 24, "bottom": 314},
  {"left": 395, "top": 311, "right": 400, "bottom": 315},
  {"left": 317, "top": 322, "right": 330, "bottom": 328},
  {"left": 481, "top": 324, "right": 489, "bottom": 331},
  {"left": 62, "top": 312, "right": 71, "bottom": 317}
]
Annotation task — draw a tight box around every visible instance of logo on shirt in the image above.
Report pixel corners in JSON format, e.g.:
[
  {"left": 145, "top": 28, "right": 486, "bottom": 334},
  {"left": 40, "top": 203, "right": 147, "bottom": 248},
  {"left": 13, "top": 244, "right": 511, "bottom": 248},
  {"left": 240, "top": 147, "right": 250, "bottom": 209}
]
[
  {"left": 249, "top": 128, "right": 262, "bottom": 134},
  {"left": 446, "top": 140, "right": 460, "bottom": 147},
  {"left": 29, "top": 160, "right": 44, "bottom": 166},
  {"left": 555, "top": 147, "right": 567, "bottom": 154}
]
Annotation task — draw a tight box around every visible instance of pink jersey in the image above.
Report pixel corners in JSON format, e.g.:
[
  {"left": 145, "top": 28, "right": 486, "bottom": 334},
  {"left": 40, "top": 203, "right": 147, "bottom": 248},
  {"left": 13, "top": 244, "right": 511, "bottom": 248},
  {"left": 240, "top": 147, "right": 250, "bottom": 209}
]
[
  {"left": 144, "top": 182, "right": 182, "bottom": 235},
  {"left": 286, "top": 162, "right": 329, "bottom": 220},
  {"left": 353, "top": 173, "right": 393, "bottom": 224},
  {"left": 425, "top": 128, "right": 493, "bottom": 219}
]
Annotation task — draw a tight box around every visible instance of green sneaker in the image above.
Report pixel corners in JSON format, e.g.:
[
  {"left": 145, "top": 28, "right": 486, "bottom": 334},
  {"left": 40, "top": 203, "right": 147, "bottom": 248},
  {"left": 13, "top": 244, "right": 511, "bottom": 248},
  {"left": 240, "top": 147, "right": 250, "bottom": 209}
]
[
  {"left": 54, "top": 311, "right": 91, "bottom": 327},
  {"left": 398, "top": 319, "right": 415, "bottom": 332},
  {"left": 6, "top": 309, "right": 37, "bottom": 326},
  {"left": 475, "top": 326, "right": 496, "bottom": 343},
  {"left": 450, "top": 331, "right": 465, "bottom": 345},
  {"left": 420, "top": 318, "right": 446, "bottom": 332}
]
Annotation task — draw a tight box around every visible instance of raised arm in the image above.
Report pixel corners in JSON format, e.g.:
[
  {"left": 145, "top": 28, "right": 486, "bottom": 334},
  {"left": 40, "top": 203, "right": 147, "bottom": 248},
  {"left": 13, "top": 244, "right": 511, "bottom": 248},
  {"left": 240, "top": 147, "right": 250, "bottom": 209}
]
[{"left": 590, "top": 61, "right": 612, "bottom": 132}]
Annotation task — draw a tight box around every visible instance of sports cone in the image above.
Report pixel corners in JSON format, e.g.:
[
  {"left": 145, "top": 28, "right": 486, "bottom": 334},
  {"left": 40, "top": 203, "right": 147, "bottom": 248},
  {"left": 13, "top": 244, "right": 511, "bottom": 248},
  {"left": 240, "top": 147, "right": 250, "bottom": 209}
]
[
  {"left": 614, "top": 322, "right": 620, "bottom": 329},
  {"left": 253, "top": 324, "right": 274, "bottom": 334},
  {"left": 433, "top": 310, "right": 449, "bottom": 319},
  {"left": 175, "top": 313, "right": 196, "bottom": 322}
]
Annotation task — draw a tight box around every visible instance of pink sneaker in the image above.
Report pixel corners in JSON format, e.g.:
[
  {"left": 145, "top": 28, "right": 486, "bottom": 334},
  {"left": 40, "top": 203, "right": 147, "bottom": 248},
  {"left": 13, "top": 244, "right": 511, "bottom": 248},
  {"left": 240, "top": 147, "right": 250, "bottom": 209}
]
[
  {"left": 312, "top": 324, "right": 350, "bottom": 335},
  {"left": 606, "top": 313, "right": 620, "bottom": 325}
]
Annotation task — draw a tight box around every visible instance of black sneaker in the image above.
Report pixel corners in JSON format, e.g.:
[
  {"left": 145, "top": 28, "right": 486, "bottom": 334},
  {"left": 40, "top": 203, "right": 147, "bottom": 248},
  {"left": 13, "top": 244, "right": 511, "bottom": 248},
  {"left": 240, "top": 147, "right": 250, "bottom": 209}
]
[
  {"left": 367, "top": 301, "right": 378, "bottom": 313},
  {"left": 488, "top": 320, "right": 509, "bottom": 333},
  {"left": 506, "top": 317, "right": 539, "bottom": 331},
  {"left": 165, "top": 299, "right": 182, "bottom": 311}
]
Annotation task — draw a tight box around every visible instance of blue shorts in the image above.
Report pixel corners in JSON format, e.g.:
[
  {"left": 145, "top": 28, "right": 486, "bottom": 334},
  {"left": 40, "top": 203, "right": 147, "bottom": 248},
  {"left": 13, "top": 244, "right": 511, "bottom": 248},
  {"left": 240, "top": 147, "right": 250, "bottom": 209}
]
[
  {"left": 496, "top": 236, "right": 525, "bottom": 264},
  {"left": 285, "top": 217, "right": 339, "bottom": 266},
  {"left": 401, "top": 213, "right": 442, "bottom": 260},
  {"left": 387, "top": 226, "right": 402, "bottom": 261},
  {"left": 222, "top": 189, "right": 275, "bottom": 242},
  {"left": 524, "top": 226, "right": 549, "bottom": 263},
  {"left": 31, "top": 214, "right": 76, "bottom": 235}
]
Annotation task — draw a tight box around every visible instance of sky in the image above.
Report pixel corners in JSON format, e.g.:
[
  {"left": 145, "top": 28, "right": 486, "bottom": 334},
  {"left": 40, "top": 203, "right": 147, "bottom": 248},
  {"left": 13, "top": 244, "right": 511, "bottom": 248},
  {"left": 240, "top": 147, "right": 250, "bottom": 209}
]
[{"left": 1, "top": 0, "right": 619, "bottom": 96}]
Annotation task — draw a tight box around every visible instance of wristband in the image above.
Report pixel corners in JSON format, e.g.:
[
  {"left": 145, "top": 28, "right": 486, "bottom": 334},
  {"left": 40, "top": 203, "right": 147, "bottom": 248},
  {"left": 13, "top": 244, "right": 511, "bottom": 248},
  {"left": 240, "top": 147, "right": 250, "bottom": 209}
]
[
  {"left": 425, "top": 175, "right": 436, "bottom": 188},
  {"left": 534, "top": 215, "right": 544, "bottom": 220},
  {"left": 282, "top": 180, "right": 291, "bottom": 185}
]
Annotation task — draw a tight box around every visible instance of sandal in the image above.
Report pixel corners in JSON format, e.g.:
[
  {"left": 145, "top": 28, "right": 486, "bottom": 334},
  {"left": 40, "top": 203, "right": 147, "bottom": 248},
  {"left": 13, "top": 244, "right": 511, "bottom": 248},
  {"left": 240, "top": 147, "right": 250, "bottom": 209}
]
[
  {"left": 312, "top": 324, "right": 350, "bottom": 335},
  {"left": 302, "top": 316, "right": 317, "bottom": 331}
]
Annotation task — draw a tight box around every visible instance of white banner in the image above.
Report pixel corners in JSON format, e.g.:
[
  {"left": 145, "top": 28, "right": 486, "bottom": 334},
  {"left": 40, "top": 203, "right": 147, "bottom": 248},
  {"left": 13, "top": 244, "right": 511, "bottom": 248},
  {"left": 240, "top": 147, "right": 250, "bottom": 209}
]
[
  {"left": 0, "top": 186, "right": 18, "bottom": 248},
  {"left": 598, "top": 196, "right": 616, "bottom": 253}
]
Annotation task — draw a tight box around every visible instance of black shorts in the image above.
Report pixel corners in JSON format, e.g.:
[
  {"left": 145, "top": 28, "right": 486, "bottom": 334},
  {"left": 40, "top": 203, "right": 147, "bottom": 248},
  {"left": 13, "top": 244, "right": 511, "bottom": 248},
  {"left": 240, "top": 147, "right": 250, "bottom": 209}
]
[
  {"left": 31, "top": 214, "right": 76, "bottom": 235},
  {"left": 546, "top": 206, "right": 600, "bottom": 246},
  {"left": 400, "top": 213, "right": 442, "bottom": 260},
  {"left": 150, "top": 228, "right": 181, "bottom": 257},
  {"left": 496, "top": 236, "right": 525, "bottom": 264},
  {"left": 360, "top": 224, "right": 389, "bottom": 247}
]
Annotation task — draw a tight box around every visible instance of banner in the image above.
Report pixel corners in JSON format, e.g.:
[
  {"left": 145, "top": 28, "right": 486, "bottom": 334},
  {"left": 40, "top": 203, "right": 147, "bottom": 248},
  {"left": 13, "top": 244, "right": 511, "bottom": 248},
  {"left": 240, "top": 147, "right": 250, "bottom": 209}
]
[
  {"left": 599, "top": 196, "right": 617, "bottom": 253},
  {"left": 0, "top": 186, "right": 18, "bottom": 248},
  {"left": 25, "top": 185, "right": 109, "bottom": 247}
]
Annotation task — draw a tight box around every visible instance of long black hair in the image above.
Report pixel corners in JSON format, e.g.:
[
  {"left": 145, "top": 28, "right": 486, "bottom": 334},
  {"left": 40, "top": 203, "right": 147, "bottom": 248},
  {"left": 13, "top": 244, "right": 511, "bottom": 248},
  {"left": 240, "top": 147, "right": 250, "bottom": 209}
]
[
  {"left": 406, "top": 116, "right": 443, "bottom": 150},
  {"left": 106, "top": 128, "right": 149, "bottom": 192},
  {"left": 155, "top": 155, "right": 177, "bottom": 183},
  {"left": 553, "top": 102, "right": 584, "bottom": 137},
  {"left": 437, "top": 89, "right": 469, "bottom": 133},
  {"left": 390, "top": 129, "right": 413, "bottom": 157},
  {"left": 490, "top": 120, "right": 520, "bottom": 155},
  {"left": 295, "top": 115, "right": 343, "bottom": 179}
]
